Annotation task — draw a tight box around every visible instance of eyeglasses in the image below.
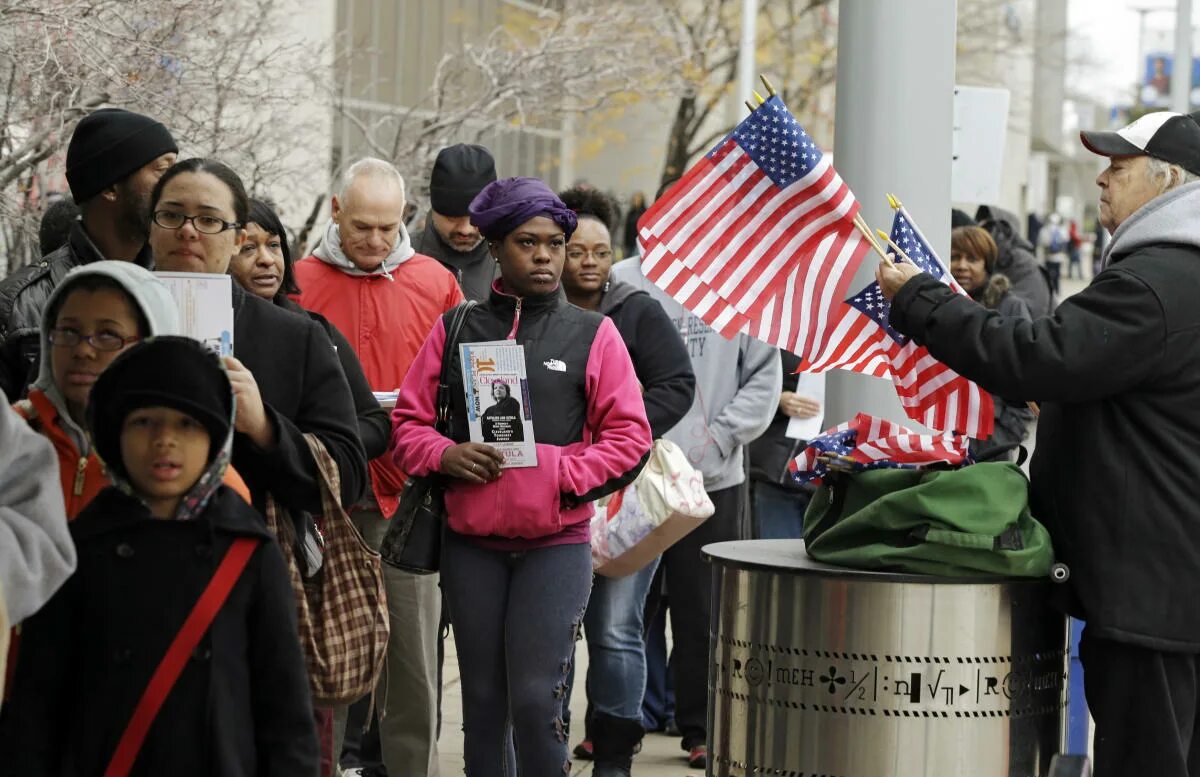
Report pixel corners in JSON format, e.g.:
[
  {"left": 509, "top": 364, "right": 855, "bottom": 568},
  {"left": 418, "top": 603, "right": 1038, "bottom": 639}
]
[
  {"left": 153, "top": 210, "right": 242, "bottom": 234},
  {"left": 565, "top": 247, "right": 614, "bottom": 262},
  {"left": 48, "top": 327, "right": 140, "bottom": 352}
]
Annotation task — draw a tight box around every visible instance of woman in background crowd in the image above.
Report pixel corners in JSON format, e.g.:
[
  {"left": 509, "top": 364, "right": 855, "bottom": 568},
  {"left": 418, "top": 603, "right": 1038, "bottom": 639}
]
[
  {"left": 556, "top": 186, "right": 694, "bottom": 777},
  {"left": 949, "top": 225, "right": 1035, "bottom": 458},
  {"left": 392, "top": 177, "right": 652, "bottom": 776},
  {"left": 228, "top": 198, "right": 389, "bottom": 466}
]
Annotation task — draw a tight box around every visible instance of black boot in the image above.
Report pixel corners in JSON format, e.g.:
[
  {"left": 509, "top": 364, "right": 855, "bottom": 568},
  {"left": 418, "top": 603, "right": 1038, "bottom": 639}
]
[{"left": 591, "top": 712, "right": 645, "bottom": 777}]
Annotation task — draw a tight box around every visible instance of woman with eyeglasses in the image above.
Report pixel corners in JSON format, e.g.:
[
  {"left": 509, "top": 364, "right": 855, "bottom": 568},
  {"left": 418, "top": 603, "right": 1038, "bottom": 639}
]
[
  {"left": 556, "top": 186, "right": 695, "bottom": 777},
  {"left": 11, "top": 261, "right": 250, "bottom": 518},
  {"left": 147, "top": 159, "right": 368, "bottom": 519}
]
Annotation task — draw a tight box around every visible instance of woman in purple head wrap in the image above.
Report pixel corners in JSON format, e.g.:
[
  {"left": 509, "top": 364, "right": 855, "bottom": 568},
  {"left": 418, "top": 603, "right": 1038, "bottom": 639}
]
[{"left": 391, "top": 178, "right": 652, "bottom": 775}]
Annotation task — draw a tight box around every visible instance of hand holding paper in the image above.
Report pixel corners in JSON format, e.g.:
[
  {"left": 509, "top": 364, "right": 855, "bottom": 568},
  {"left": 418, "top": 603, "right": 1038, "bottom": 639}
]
[{"left": 224, "top": 356, "right": 276, "bottom": 449}]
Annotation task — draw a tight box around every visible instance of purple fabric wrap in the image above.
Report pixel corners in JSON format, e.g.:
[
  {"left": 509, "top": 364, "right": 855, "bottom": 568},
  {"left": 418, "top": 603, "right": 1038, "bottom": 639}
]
[{"left": 468, "top": 176, "right": 578, "bottom": 241}]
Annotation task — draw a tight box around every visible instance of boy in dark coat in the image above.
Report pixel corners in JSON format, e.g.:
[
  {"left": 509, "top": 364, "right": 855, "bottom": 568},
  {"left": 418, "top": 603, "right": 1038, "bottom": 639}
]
[{"left": 0, "top": 336, "right": 318, "bottom": 776}]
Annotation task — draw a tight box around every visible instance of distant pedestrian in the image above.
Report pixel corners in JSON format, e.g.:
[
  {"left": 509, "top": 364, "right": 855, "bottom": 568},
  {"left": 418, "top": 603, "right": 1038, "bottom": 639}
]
[{"left": 1067, "top": 219, "right": 1084, "bottom": 280}]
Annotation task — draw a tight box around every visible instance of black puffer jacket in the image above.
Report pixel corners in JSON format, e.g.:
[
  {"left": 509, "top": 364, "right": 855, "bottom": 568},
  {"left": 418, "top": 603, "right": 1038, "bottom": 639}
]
[
  {"left": 895, "top": 182, "right": 1200, "bottom": 651},
  {"left": 597, "top": 280, "right": 695, "bottom": 438},
  {"left": 975, "top": 205, "right": 1055, "bottom": 318},
  {"left": 0, "top": 222, "right": 154, "bottom": 401}
]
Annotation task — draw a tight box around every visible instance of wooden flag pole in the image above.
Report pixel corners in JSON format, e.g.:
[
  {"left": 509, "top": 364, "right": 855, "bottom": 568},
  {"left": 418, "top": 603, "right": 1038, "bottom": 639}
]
[
  {"left": 760, "top": 74, "right": 778, "bottom": 97},
  {"left": 884, "top": 192, "right": 1043, "bottom": 421},
  {"left": 852, "top": 213, "right": 895, "bottom": 268},
  {"left": 745, "top": 100, "right": 757, "bottom": 114},
  {"left": 753, "top": 90, "right": 766, "bottom": 106},
  {"left": 875, "top": 229, "right": 916, "bottom": 265}
]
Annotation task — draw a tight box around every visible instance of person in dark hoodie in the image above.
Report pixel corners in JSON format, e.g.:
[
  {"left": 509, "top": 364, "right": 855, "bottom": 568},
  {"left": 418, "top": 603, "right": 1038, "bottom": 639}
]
[
  {"left": 879, "top": 110, "right": 1200, "bottom": 776},
  {"left": 556, "top": 186, "right": 695, "bottom": 777},
  {"left": 974, "top": 203, "right": 1055, "bottom": 318},
  {"left": 0, "top": 336, "right": 318, "bottom": 776},
  {"left": 947, "top": 226, "right": 1034, "bottom": 458},
  {"left": 412, "top": 143, "right": 500, "bottom": 302}
]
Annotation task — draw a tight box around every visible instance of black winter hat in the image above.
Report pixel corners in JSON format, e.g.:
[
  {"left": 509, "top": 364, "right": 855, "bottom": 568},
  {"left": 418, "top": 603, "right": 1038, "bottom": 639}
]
[
  {"left": 66, "top": 108, "right": 178, "bottom": 204},
  {"left": 88, "top": 337, "right": 232, "bottom": 477},
  {"left": 951, "top": 208, "right": 976, "bottom": 228},
  {"left": 429, "top": 144, "right": 497, "bottom": 217}
]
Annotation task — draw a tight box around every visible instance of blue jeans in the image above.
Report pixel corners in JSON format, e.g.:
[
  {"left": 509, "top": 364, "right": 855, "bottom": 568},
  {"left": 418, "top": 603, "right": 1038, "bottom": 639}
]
[
  {"left": 441, "top": 531, "right": 593, "bottom": 777},
  {"left": 584, "top": 557, "right": 661, "bottom": 720},
  {"left": 751, "top": 480, "right": 810, "bottom": 540}
]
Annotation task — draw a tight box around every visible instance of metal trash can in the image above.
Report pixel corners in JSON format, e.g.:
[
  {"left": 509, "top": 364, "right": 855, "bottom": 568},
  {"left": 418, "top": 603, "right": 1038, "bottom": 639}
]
[{"left": 705, "top": 539, "right": 1068, "bottom": 777}]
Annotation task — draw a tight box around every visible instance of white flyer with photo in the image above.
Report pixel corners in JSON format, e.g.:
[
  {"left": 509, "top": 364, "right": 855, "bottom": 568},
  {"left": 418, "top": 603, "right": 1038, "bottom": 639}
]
[
  {"left": 155, "top": 272, "right": 234, "bottom": 356},
  {"left": 459, "top": 340, "right": 537, "bottom": 468}
]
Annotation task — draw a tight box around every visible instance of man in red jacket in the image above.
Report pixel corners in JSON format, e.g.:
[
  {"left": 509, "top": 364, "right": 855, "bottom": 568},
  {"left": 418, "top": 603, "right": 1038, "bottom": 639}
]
[{"left": 294, "top": 158, "right": 463, "bottom": 777}]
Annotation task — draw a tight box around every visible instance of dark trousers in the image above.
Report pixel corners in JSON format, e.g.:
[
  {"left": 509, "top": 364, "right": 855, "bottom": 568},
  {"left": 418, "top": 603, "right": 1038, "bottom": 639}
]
[
  {"left": 643, "top": 483, "right": 745, "bottom": 750},
  {"left": 1081, "top": 629, "right": 1200, "bottom": 776}
]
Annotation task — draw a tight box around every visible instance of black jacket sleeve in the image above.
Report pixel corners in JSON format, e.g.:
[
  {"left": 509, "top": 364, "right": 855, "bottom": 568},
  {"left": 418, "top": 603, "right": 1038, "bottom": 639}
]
[
  {"left": 890, "top": 268, "right": 1166, "bottom": 402},
  {"left": 249, "top": 539, "right": 320, "bottom": 777},
  {"left": 626, "top": 296, "right": 696, "bottom": 438},
  {"left": 236, "top": 319, "right": 368, "bottom": 510},
  {"left": 313, "top": 315, "right": 390, "bottom": 461}
]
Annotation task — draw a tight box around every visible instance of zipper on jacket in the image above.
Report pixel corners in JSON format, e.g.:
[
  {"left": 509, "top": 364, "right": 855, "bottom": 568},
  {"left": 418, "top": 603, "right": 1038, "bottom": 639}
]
[
  {"left": 507, "top": 297, "right": 522, "bottom": 340},
  {"left": 73, "top": 456, "right": 87, "bottom": 496}
]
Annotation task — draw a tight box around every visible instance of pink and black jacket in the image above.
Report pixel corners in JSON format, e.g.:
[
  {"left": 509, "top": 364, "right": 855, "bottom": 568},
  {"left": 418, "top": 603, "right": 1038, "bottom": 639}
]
[{"left": 391, "top": 284, "right": 652, "bottom": 548}]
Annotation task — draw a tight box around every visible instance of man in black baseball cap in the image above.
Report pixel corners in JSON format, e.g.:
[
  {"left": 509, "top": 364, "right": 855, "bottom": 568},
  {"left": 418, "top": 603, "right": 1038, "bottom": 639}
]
[
  {"left": 0, "top": 108, "right": 178, "bottom": 401},
  {"left": 412, "top": 143, "right": 498, "bottom": 301},
  {"left": 870, "top": 109, "right": 1200, "bottom": 774}
]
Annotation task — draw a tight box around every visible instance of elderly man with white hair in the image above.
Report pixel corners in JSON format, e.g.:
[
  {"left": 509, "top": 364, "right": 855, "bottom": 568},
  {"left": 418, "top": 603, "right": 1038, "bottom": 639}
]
[
  {"left": 295, "top": 157, "right": 463, "bottom": 776},
  {"left": 877, "top": 111, "right": 1200, "bottom": 775}
]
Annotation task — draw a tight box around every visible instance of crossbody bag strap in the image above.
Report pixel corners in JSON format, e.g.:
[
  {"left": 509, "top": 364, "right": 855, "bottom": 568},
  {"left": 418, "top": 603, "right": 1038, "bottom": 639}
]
[
  {"left": 435, "top": 301, "right": 477, "bottom": 435},
  {"left": 103, "top": 537, "right": 261, "bottom": 777}
]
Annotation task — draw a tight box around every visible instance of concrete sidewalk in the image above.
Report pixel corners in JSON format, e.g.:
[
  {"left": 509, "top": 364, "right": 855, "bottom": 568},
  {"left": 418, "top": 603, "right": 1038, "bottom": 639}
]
[{"left": 438, "top": 634, "right": 701, "bottom": 777}]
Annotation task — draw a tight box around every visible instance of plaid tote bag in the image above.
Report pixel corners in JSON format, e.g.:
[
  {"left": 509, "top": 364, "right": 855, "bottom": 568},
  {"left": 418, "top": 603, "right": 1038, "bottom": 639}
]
[{"left": 264, "top": 434, "right": 389, "bottom": 706}]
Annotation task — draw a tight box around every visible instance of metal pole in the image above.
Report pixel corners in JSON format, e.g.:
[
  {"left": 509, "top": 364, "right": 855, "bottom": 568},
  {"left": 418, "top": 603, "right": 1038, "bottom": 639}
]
[
  {"left": 1172, "top": 0, "right": 1193, "bottom": 112},
  {"left": 736, "top": 0, "right": 758, "bottom": 115},
  {"left": 824, "top": 0, "right": 957, "bottom": 428}
]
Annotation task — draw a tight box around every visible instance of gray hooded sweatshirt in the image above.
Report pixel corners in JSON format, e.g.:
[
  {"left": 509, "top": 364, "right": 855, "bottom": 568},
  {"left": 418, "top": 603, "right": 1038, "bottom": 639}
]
[
  {"left": 611, "top": 259, "right": 781, "bottom": 491},
  {"left": 1102, "top": 179, "right": 1200, "bottom": 269},
  {"left": 28, "top": 261, "right": 182, "bottom": 455}
]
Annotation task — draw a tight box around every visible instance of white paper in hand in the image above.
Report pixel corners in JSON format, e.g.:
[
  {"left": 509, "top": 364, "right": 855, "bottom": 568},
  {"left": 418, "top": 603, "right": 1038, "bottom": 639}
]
[
  {"left": 156, "top": 272, "right": 235, "bottom": 356},
  {"left": 785, "top": 372, "right": 826, "bottom": 441}
]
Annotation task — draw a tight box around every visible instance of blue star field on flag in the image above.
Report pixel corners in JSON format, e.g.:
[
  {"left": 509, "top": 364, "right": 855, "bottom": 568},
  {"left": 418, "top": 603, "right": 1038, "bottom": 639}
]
[{"left": 718, "top": 95, "right": 822, "bottom": 188}]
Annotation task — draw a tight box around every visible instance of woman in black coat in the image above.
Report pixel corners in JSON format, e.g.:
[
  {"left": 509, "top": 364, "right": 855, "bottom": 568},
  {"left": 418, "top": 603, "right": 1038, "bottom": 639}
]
[
  {"left": 229, "top": 198, "right": 389, "bottom": 462},
  {"left": 145, "top": 159, "right": 368, "bottom": 513},
  {"left": 557, "top": 186, "right": 695, "bottom": 775}
]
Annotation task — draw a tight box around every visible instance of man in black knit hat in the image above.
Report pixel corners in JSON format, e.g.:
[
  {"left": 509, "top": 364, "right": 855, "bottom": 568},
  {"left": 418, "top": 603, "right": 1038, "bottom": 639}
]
[
  {"left": 0, "top": 107, "right": 178, "bottom": 401},
  {"left": 412, "top": 143, "right": 498, "bottom": 302}
]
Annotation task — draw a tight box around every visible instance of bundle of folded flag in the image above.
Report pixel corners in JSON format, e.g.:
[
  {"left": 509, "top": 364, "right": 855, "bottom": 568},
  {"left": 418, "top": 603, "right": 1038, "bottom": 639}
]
[{"left": 788, "top": 413, "right": 971, "bottom": 486}]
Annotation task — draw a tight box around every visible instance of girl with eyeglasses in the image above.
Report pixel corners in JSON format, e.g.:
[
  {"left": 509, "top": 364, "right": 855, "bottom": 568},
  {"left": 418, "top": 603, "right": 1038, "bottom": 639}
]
[
  {"left": 556, "top": 187, "right": 695, "bottom": 776},
  {"left": 11, "top": 261, "right": 251, "bottom": 519}
]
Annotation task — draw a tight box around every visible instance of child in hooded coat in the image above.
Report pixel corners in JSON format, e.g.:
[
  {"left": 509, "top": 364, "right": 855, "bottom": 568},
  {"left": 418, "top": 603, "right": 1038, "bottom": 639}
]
[
  {"left": 0, "top": 336, "right": 318, "bottom": 776},
  {"left": 13, "top": 261, "right": 250, "bottom": 519}
]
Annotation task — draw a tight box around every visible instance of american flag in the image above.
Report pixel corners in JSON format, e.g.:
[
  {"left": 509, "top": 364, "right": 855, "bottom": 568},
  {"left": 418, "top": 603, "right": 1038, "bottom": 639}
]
[
  {"left": 788, "top": 413, "right": 971, "bottom": 486},
  {"left": 637, "top": 95, "right": 869, "bottom": 358},
  {"left": 799, "top": 208, "right": 995, "bottom": 438}
]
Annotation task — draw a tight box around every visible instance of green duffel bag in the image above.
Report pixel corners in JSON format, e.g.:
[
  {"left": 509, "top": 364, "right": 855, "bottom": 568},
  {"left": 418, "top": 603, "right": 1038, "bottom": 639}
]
[{"left": 802, "top": 461, "right": 1056, "bottom": 578}]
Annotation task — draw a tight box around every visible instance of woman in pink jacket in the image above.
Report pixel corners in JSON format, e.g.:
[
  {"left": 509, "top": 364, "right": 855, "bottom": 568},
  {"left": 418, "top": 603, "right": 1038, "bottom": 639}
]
[{"left": 391, "top": 177, "right": 651, "bottom": 776}]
